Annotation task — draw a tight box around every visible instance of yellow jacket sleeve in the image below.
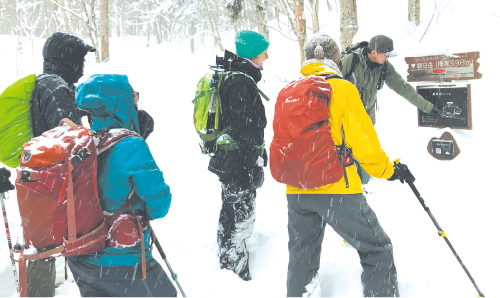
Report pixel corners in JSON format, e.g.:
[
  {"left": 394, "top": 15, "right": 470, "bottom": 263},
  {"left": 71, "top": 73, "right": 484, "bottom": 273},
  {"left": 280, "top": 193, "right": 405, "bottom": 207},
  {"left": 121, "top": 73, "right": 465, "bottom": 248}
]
[{"left": 330, "top": 79, "right": 394, "bottom": 180}]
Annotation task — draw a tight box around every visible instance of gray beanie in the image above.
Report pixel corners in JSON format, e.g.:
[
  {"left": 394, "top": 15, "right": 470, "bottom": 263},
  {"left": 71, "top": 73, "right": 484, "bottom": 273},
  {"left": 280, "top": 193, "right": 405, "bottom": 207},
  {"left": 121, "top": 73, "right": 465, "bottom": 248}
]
[{"left": 304, "top": 34, "right": 340, "bottom": 61}]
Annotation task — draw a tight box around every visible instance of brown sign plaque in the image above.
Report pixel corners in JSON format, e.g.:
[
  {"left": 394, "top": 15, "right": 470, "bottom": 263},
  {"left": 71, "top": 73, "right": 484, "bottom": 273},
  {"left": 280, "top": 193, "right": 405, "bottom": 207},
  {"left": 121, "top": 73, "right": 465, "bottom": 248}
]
[
  {"left": 427, "top": 132, "right": 460, "bottom": 160},
  {"left": 405, "top": 52, "right": 481, "bottom": 82},
  {"left": 417, "top": 84, "right": 472, "bottom": 130}
]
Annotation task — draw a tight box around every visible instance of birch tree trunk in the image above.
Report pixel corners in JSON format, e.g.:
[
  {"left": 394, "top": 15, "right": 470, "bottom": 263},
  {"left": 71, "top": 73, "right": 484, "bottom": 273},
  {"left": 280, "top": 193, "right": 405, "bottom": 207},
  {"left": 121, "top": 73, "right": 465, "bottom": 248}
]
[
  {"left": 339, "top": 0, "right": 358, "bottom": 51},
  {"left": 100, "top": 0, "right": 110, "bottom": 62},
  {"left": 202, "top": 0, "right": 224, "bottom": 52},
  {"left": 189, "top": 23, "right": 196, "bottom": 53},
  {"left": 308, "top": 0, "right": 319, "bottom": 33},
  {"left": 255, "top": 0, "right": 269, "bottom": 41},
  {"left": 295, "top": 0, "right": 306, "bottom": 64},
  {"left": 408, "top": 0, "right": 420, "bottom": 26}
]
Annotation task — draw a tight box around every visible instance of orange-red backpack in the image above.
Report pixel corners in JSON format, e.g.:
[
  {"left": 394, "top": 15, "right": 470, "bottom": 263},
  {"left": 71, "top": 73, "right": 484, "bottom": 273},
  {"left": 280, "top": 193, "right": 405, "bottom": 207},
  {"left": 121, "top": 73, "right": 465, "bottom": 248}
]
[
  {"left": 14, "top": 120, "right": 141, "bottom": 296},
  {"left": 270, "top": 75, "right": 353, "bottom": 189}
]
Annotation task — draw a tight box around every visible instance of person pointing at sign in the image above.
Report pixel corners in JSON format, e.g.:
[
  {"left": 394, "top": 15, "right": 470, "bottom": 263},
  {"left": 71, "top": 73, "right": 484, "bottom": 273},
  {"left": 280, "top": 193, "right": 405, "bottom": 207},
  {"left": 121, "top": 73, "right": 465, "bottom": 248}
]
[{"left": 340, "top": 35, "right": 442, "bottom": 182}]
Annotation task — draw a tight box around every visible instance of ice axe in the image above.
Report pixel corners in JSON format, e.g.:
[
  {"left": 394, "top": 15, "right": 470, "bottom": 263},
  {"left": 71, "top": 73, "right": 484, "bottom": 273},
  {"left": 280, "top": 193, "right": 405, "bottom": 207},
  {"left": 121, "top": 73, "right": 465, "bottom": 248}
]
[{"left": 393, "top": 159, "right": 484, "bottom": 297}]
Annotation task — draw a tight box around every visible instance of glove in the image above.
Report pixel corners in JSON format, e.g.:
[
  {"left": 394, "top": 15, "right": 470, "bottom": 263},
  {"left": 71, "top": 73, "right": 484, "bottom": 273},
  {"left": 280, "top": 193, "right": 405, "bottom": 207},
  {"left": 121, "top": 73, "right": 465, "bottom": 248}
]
[
  {"left": 430, "top": 104, "right": 442, "bottom": 115},
  {"left": 387, "top": 162, "right": 415, "bottom": 184},
  {"left": 0, "top": 167, "right": 15, "bottom": 193},
  {"left": 256, "top": 156, "right": 264, "bottom": 167}
]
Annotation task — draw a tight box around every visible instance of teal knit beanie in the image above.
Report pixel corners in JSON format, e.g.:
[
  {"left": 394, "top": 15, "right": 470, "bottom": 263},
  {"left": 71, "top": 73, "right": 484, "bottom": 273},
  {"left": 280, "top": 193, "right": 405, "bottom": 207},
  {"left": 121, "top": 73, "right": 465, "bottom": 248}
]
[{"left": 235, "top": 30, "right": 270, "bottom": 59}]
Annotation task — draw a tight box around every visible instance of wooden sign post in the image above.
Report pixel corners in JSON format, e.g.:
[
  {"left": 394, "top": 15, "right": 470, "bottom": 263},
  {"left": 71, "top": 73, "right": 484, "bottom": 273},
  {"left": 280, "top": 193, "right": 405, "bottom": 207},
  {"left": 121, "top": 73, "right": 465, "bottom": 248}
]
[
  {"left": 405, "top": 52, "right": 481, "bottom": 160},
  {"left": 405, "top": 52, "right": 481, "bottom": 82},
  {"left": 417, "top": 84, "right": 472, "bottom": 130}
]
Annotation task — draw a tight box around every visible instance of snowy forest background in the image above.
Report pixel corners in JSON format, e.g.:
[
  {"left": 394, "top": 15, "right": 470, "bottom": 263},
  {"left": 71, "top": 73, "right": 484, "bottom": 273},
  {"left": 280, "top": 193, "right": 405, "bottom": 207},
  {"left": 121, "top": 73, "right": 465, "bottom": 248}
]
[{"left": 1, "top": 0, "right": 500, "bottom": 297}]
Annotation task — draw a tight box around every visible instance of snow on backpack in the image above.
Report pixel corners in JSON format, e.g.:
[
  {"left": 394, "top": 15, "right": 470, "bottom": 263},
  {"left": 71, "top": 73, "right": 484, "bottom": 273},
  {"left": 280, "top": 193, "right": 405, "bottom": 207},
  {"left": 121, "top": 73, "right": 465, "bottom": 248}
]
[
  {"left": 270, "top": 75, "right": 354, "bottom": 189},
  {"left": 192, "top": 56, "right": 270, "bottom": 156},
  {"left": 14, "top": 120, "right": 142, "bottom": 296}
]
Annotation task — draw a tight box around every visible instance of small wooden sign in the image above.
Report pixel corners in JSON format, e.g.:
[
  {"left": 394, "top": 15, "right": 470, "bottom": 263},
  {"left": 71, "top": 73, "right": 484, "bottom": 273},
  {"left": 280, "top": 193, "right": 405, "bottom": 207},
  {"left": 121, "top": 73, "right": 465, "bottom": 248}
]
[
  {"left": 417, "top": 84, "right": 472, "bottom": 130},
  {"left": 405, "top": 52, "right": 481, "bottom": 82},
  {"left": 427, "top": 132, "right": 460, "bottom": 160}
]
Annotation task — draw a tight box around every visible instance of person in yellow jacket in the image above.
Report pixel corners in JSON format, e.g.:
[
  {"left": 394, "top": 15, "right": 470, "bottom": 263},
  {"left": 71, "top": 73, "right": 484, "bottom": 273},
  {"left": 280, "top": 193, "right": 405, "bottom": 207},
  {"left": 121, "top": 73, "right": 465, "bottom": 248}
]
[{"left": 285, "top": 34, "right": 411, "bottom": 297}]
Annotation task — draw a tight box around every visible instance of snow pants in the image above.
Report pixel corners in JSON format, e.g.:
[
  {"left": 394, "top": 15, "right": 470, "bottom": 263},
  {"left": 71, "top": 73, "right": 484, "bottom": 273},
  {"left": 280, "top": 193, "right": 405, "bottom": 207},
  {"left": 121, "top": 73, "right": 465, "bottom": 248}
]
[
  {"left": 217, "top": 175, "right": 258, "bottom": 280},
  {"left": 286, "top": 193, "right": 399, "bottom": 297},
  {"left": 67, "top": 256, "right": 177, "bottom": 297},
  {"left": 27, "top": 258, "right": 56, "bottom": 297}
]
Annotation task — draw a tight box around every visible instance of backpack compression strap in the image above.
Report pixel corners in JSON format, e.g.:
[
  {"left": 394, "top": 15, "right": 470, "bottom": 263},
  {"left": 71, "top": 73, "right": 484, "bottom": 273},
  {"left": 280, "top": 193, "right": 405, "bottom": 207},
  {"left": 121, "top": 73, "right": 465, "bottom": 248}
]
[{"left": 107, "top": 190, "right": 147, "bottom": 280}]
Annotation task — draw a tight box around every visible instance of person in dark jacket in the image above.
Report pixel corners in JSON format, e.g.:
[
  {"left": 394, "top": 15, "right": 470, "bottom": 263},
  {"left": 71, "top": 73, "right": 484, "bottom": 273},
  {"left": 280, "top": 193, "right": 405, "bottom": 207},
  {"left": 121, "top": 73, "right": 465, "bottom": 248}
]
[
  {"left": 69, "top": 74, "right": 176, "bottom": 297},
  {"left": 27, "top": 31, "right": 95, "bottom": 297},
  {"left": 208, "top": 30, "right": 269, "bottom": 281}
]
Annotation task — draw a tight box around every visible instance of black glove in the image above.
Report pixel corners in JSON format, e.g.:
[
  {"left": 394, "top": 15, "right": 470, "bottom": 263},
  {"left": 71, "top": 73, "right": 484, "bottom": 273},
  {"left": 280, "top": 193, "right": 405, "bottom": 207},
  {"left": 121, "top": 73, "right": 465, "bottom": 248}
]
[
  {"left": 137, "top": 110, "right": 154, "bottom": 140},
  {"left": 388, "top": 162, "right": 415, "bottom": 184},
  {"left": 430, "top": 104, "right": 442, "bottom": 115},
  {"left": 0, "top": 167, "right": 15, "bottom": 193}
]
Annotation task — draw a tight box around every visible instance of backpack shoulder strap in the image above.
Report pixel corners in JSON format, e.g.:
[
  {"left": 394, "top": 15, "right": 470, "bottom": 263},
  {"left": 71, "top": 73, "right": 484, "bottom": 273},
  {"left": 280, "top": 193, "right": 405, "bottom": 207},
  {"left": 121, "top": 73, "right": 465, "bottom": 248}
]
[
  {"left": 221, "top": 71, "right": 270, "bottom": 102},
  {"left": 343, "top": 53, "right": 360, "bottom": 80},
  {"left": 321, "top": 73, "right": 345, "bottom": 81},
  {"left": 94, "top": 128, "right": 141, "bottom": 155}
]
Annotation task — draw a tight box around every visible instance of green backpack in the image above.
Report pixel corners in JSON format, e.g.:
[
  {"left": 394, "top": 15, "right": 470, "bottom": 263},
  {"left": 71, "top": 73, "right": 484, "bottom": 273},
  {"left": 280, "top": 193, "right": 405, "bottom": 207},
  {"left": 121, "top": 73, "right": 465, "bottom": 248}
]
[
  {"left": 192, "top": 69, "right": 269, "bottom": 156},
  {"left": 0, "top": 74, "right": 36, "bottom": 168}
]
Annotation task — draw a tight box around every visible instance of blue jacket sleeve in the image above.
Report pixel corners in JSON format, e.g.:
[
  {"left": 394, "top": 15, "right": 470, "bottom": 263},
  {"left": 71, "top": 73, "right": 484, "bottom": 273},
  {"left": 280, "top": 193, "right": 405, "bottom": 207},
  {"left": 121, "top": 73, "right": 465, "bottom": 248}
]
[{"left": 112, "top": 137, "right": 171, "bottom": 220}]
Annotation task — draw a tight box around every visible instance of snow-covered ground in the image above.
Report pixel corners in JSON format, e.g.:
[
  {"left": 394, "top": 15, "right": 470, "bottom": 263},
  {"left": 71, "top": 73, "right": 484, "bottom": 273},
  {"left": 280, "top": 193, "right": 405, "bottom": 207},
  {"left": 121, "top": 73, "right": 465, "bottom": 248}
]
[{"left": 1, "top": 0, "right": 499, "bottom": 296}]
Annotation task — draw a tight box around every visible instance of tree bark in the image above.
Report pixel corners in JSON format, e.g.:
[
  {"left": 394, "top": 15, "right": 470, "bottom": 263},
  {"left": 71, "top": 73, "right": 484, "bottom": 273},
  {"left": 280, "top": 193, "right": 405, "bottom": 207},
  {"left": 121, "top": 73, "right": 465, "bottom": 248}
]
[
  {"left": 339, "top": 0, "right": 358, "bottom": 51},
  {"left": 189, "top": 23, "right": 196, "bottom": 53},
  {"left": 202, "top": 0, "right": 224, "bottom": 52},
  {"left": 408, "top": 0, "right": 420, "bottom": 26},
  {"left": 100, "top": 0, "right": 110, "bottom": 62},
  {"left": 295, "top": 0, "right": 306, "bottom": 65},
  {"left": 255, "top": 0, "right": 269, "bottom": 41},
  {"left": 308, "top": 0, "right": 319, "bottom": 33}
]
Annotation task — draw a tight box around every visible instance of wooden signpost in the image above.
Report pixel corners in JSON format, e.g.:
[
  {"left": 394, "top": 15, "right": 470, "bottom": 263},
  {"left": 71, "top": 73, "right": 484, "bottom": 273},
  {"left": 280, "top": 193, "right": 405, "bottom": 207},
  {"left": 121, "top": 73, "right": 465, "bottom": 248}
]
[
  {"left": 417, "top": 84, "right": 472, "bottom": 130},
  {"left": 405, "top": 51, "right": 480, "bottom": 159},
  {"left": 405, "top": 52, "right": 481, "bottom": 82}
]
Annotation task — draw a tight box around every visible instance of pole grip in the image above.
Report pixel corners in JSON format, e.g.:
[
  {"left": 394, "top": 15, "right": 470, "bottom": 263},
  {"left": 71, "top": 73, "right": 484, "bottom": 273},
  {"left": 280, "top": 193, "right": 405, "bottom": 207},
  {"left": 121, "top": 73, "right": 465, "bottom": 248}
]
[{"left": 154, "top": 238, "right": 167, "bottom": 260}]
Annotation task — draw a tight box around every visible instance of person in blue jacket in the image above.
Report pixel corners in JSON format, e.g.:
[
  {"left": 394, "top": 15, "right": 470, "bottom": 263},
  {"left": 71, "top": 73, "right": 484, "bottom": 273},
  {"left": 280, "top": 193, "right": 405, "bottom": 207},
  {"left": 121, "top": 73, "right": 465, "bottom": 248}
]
[{"left": 67, "top": 74, "right": 176, "bottom": 297}]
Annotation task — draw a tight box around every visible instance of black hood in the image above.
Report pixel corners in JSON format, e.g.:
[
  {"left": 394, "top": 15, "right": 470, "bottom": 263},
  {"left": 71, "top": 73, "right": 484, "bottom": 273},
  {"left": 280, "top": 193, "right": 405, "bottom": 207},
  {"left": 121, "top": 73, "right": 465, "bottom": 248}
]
[
  {"left": 42, "top": 32, "right": 96, "bottom": 84},
  {"left": 223, "top": 50, "right": 262, "bottom": 83}
]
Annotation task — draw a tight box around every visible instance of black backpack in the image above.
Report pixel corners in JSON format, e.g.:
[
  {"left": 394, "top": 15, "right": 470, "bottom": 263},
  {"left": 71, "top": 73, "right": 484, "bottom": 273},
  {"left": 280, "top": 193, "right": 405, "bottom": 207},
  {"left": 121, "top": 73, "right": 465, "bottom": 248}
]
[{"left": 341, "top": 41, "right": 387, "bottom": 90}]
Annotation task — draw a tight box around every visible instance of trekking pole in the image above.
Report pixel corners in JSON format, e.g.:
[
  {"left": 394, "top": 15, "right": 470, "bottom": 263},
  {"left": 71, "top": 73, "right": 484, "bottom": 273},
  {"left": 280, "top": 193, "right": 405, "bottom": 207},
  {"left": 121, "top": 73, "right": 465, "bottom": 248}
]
[
  {"left": 1, "top": 192, "right": 20, "bottom": 294},
  {"left": 150, "top": 229, "right": 186, "bottom": 297},
  {"left": 394, "top": 159, "right": 484, "bottom": 297}
]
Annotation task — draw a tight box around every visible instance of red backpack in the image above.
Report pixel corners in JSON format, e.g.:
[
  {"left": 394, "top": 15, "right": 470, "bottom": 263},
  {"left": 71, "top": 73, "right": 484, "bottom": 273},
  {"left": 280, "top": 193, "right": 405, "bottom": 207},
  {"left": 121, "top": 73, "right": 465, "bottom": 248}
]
[
  {"left": 270, "top": 76, "right": 353, "bottom": 189},
  {"left": 15, "top": 120, "right": 140, "bottom": 296}
]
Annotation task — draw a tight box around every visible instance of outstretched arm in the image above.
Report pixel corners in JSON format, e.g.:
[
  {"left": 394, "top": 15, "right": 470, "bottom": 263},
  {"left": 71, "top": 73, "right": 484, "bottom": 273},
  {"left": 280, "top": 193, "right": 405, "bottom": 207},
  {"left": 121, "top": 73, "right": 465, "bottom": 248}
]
[{"left": 385, "top": 61, "right": 434, "bottom": 113}]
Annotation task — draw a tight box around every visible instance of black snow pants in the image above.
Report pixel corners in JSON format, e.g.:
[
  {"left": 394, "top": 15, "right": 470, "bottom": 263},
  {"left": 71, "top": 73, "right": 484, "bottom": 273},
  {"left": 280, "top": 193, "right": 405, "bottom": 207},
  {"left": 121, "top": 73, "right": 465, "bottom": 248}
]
[
  {"left": 286, "top": 193, "right": 399, "bottom": 297},
  {"left": 217, "top": 169, "right": 261, "bottom": 281},
  {"left": 67, "top": 256, "right": 177, "bottom": 297}
]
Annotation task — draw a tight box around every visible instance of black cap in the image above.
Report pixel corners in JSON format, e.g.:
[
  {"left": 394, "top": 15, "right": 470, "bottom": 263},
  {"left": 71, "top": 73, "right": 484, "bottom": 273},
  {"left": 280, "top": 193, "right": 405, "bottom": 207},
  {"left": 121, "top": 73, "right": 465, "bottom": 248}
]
[{"left": 368, "top": 35, "right": 398, "bottom": 57}]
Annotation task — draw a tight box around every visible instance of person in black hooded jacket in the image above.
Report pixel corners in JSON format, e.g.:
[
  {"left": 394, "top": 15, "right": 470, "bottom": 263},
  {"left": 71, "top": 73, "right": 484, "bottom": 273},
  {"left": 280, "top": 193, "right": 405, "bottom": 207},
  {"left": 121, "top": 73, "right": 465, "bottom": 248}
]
[
  {"left": 27, "top": 32, "right": 95, "bottom": 297},
  {"left": 208, "top": 30, "right": 269, "bottom": 281},
  {"left": 31, "top": 32, "right": 95, "bottom": 138}
]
